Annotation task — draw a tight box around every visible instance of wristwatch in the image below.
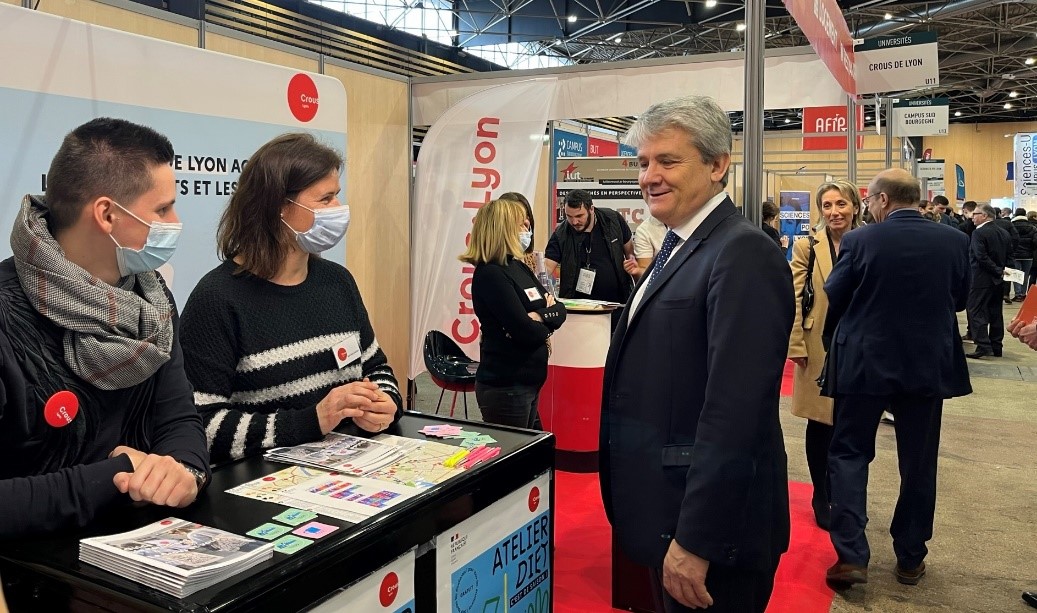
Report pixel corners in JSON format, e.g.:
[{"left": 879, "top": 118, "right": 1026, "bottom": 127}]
[{"left": 179, "top": 462, "right": 208, "bottom": 490}]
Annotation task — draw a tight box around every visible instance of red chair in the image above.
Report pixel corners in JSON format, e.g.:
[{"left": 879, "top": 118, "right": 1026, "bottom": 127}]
[{"left": 423, "top": 330, "right": 477, "bottom": 419}]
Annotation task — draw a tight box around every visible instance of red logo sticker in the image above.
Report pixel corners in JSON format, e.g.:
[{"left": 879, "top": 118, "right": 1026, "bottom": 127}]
[
  {"left": 379, "top": 571, "right": 399, "bottom": 607},
  {"left": 528, "top": 486, "right": 540, "bottom": 512},
  {"left": 337, "top": 347, "right": 348, "bottom": 361},
  {"left": 43, "top": 390, "right": 78, "bottom": 428},
  {"left": 287, "top": 73, "right": 319, "bottom": 122},
  {"left": 160, "top": 520, "right": 173, "bottom": 526}
]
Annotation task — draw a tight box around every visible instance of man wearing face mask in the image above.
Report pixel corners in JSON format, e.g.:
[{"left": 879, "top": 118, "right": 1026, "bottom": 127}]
[
  {"left": 0, "top": 118, "right": 210, "bottom": 538},
  {"left": 179, "top": 133, "right": 401, "bottom": 464}
]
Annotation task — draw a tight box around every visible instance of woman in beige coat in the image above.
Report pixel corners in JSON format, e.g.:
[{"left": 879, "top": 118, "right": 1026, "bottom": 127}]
[{"left": 788, "top": 179, "right": 861, "bottom": 530}]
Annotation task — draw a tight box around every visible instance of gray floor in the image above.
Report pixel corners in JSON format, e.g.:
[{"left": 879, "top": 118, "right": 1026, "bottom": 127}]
[{"left": 407, "top": 303, "right": 1037, "bottom": 612}]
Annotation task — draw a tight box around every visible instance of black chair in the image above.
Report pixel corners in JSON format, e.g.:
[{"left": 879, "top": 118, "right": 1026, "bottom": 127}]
[{"left": 423, "top": 330, "right": 477, "bottom": 419}]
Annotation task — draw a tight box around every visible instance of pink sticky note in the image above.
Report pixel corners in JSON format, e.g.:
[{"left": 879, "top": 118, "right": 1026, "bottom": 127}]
[{"left": 292, "top": 521, "right": 340, "bottom": 539}]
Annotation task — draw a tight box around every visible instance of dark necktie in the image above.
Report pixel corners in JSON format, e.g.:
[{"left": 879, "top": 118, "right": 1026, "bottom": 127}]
[{"left": 646, "top": 230, "right": 680, "bottom": 290}]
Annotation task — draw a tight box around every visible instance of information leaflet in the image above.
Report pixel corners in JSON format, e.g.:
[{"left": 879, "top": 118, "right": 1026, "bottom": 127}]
[{"left": 436, "top": 472, "right": 551, "bottom": 613}]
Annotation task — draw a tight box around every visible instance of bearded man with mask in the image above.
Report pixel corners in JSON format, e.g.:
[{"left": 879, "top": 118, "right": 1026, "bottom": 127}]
[
  {"left": 0, "top": 118, "right": 210, "bottom": 537},
  {"left": 179, "top": 133, "right": 401, "bottom": 464}
]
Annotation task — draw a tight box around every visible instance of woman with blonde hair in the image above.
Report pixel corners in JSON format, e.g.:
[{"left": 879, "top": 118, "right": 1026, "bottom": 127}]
[
  {"left": 460, "top": 199, "right": 566, "bottom": 428},
  {"left": 787, "top": 179, "right": 861, "bottom": 530}
]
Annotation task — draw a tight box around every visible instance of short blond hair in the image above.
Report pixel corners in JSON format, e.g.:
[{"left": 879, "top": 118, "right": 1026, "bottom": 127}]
[{"left": 459, "top": 199, "right": 526, "bottom": 266}]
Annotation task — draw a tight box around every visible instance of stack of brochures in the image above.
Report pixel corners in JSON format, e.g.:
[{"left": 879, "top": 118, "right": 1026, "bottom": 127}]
[
  {"left": 264, "top": 432, "right": 404, "bottom": 476},
  {"left": 79, "top": 519, "right": 274, "bottom": 598}
]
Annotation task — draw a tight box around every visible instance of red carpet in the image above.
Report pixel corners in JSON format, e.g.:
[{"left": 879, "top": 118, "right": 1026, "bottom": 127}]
[{"left": 554, "top": 360, "right": 835, "bottom": 612}]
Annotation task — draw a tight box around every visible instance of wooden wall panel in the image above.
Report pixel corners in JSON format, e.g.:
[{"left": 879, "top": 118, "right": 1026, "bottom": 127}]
[
  {"left": 924, "top": 121, "right": 1037, "bottom": 203},
  {"left": 205, "top": 32, "right": 319, "bottom": 72},
  {"left": 34, "top": 0, "right": 197, "bottom": 46},
  {"left": 325, "top": 65, "right": 411, "bottom": 378}
]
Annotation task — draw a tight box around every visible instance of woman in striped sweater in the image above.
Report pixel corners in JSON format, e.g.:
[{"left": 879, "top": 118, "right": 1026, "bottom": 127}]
[{"left": 179, "top": 134, "right": 401, "bottom": 463}]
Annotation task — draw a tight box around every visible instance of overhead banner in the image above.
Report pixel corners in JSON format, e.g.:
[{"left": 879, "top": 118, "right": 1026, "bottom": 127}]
[
  {"left": 619, "top": 143, "right": 637, "bottom": 157},
  {"left": 781, "top": 0, "right": 856, "bottom": 95},
  {"left": 0, "top": 4, "right": 346, "bottom": 307},
  {"left": 854, "top": 32, "right": 939, "bottom": 95},
  {"left": 802, "top": 105, "right": 864, "bottom": 151},
  {"left": 554, "top": 157, "right": 644, "bottom": 230},
  {"left": 587, "top": 137, "right": 619, "bottom": 157},
  {"left": 308, "top": 549, "right": 415, "bottom": 613},
  {"left": 553, "top": 128, "right": 587, "bottom": 158},
  {"left": 409, "top": 79, "right": 558, "bottom": 377},
  {"left": 436, "top": 473, "right": 551, "bottom": 613},
  {"left": 1015, "top": 133, "right": 1037, "bottom": 203},
  {"left": 892, "top": 98, "right": 949, "bottom": 137}
]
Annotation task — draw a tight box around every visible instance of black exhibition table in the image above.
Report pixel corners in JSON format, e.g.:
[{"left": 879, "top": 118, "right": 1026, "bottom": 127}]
[{"left": 0, "top": 412, "right": 555, "bottom": 613}]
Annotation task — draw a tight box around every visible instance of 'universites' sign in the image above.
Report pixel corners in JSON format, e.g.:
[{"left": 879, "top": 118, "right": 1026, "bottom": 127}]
[{"left": 854, "top": 32, "right": 939, "bottom": 95}]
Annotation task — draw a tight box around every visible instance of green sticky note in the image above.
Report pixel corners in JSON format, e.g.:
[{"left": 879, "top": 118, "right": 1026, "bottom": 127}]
[
  {"left": 273, "top": 508, "right": 318, "bottom": 526},
  {"left": 273, "top": 535, "right": 314, "bottom": 554},
  {"left": 246, "top": 523, "right": 292, "bottom": 540}
]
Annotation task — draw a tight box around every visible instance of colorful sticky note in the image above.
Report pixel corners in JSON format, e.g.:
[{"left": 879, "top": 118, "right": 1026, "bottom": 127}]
[
  {"left": 246, "top": 523, "right": 292, "bottom": 540},
  {"left": 272, "top": 535, "right": 314, "bottom": 554},
  {"left": 273, "top": 508, "right": 318, "bottom": 526},
  {"left": 292, "top": 521, "right": 340, "bottom": 539}
]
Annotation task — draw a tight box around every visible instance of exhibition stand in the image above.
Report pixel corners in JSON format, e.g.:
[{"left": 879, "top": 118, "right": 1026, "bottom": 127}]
[
  {"left": 537, "top": 309, "right": 612, "bottom": 472},
  {"left": 0, "top": 414, "right": 555, "bottom": 613}
]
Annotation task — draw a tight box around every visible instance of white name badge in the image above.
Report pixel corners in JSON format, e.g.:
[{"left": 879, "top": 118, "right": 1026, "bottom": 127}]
[
  {"left": 332, "top": 333, "right": 362, "bottom": 368},
  {"left": 524, "top": 287, "right": 541, "bottom": 301},
  {"left": 576, "top": 267, "right": 596, "bottom": 294}
]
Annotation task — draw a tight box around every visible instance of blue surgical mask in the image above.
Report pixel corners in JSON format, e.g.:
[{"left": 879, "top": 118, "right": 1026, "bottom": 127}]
[
  {"left": 283, "top": 199, "right": 350, "bottom": 254},
  {"left": 109, "top": 201, "right": 182, "bottom": 277},
  {"left": 519, "top": 230, "right": 532, "bottom": 251}
]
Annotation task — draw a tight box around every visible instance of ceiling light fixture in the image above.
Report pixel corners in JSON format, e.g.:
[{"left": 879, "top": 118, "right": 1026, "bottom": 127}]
[
  {"left": 884, "top": 12, "right": 892, "bottom": 20},
  {"left": 784, "top": 118, "right": 791, "bottom": 124},
  {"left": 614, "top": 37, "right": 622, "bottom": 43},
  {"left": 866, "top": 115, "right": 872, "bottom": 121},
  {"left": 705, "top": 0, "right": 717, "bottom": 7},
  {"left": 954, "top": 111, "right": 962, "bottom": 117},
  {"left": 736, "top": 23, "right": 746, "bottom": 32},
  {"left": 567, "top": 14, "right": 577, "bottom": 22},
  {"left": 1026, "top": 57, "right": 1036, "bottom": 65},
  {"left": 1010, "top": 91, "right": 1019, "bottom": 98},
  {"left": 1004, "top": 102, "right": 1013, "bottom": 109}
]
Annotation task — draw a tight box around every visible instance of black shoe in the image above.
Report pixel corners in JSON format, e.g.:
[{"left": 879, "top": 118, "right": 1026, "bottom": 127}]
[
  {"left": 1014, "top": 295, "right": 1026, "bottom": 302},
  {"left": 1023, "top": 591, "right": 1037, "bottom": 609},
  {"left": 826, "top": 562, "right": 868, "bottom": 588},
  {"left": 993, "top": 350, "right": 1003, "bottom": 357},
  {"left": 966, "top": 349, "right": 992, "bottom": 359},
  {"left": 895, "top": 561, "right": 926, "bottom": 585},
  {"left": 962, "top": 333, "right": 973, "bottom": 342},
  {"left": 1005, "top": 297, "right": 1014, "bottom": 305}
]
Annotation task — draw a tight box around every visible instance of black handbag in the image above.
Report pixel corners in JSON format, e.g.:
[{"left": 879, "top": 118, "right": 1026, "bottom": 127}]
[{"left": 800, "top": 236, "right": 817, "bottom": 321}]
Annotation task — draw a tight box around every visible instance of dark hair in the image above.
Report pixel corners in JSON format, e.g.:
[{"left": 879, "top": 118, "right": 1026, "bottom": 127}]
[
  {"left": 1016, "top": 208, "right": 1027, "bottom": 218},
  {"left": 761, "top": 201, "right": 779, "bottom": 222},
  {"left": 218, "top": 133, "right": 343, "bottom": 279},
  {"left": 932, "top": 195, "right": 949, "bottom": 207},
  {"left": 564, "top": 189, "right": 593, "bottom": 210},
  {"left": 45, "top": 118, "right": 174, "bottom": 233},
  {"left": 962, "top": 200, "right": 977, "bottom": 212},
  {"left": 499, "top": 191, "right": 534, "bottom": 254}
]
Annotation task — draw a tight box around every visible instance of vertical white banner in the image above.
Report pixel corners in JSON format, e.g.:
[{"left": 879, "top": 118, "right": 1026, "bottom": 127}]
[
  {"left": 306, "top": 549, "right": 415, "bottom": 613},
  {"left": 409, "top": 79, "right": 558, "bottom": 378},
  {"left": 435, "top": 472, "right": 552, "bottom": 613}
]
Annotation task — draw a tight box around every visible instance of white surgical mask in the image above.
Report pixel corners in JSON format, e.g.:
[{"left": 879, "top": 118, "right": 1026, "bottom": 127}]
[
  {"left": 283, "top": 199, "right": 350, "bottom": 254},
  {"left": 109, "top": 201, "right": 182, "bottom": 277},
  {"left": 519, "top": 230, "right": 532, "bottom": 251}
]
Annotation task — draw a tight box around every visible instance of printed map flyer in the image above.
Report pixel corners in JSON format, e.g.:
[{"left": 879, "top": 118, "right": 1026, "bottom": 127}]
[{"left": 435, "top": 472, "right": 552, "bottom": 613}]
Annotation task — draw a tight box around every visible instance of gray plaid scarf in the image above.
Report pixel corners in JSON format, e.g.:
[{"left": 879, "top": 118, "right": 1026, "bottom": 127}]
[{"left": 10, "top": 195, "right": 173, "bottom": 390}]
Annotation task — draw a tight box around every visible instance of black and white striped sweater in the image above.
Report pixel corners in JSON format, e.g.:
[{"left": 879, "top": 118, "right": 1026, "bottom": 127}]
[{"left": 179, "top": 258, "right": 401, "bottom": 463}]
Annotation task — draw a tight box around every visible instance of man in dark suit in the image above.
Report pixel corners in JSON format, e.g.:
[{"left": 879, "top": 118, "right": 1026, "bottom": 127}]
[
  {"left": 821, "top": 168, "right": 972, "bottom": 589},
  {"left": 994, "top": 207, "right": 1021, "bottom": 303},
  {"left": 599, "top": 95, "right": 794, "bottom": 613},
  {"left": 965, "top": 203, "right": 1012, "bottom": 358}
]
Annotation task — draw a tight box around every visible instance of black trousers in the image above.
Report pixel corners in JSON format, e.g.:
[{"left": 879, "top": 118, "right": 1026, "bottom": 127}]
[
  {"left": 805, "top": 419, "right": 834, "bottom": 508},
  {"left": 828, "top": 394, "right": 943, "bottom": 569},
  {"left": 474, "top": 382, "right": 542, "bottom": 430},
  {"left": 1004, "top": 259, "right": 1018, "bottom": 299},
  {"left": 650, "top": 563, "right": 777, "bottom": 613},
  {"left": 966, "top": 284, "right": 1005, "bottom": 353}
]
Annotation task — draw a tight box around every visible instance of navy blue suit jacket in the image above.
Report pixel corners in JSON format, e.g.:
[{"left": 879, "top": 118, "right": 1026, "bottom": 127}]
[
  {"left": 821, "top": 209, "right": 972, "bottom": 399},
  {"left": 600, "top": 198, "right": 794, "bottom": 571}
]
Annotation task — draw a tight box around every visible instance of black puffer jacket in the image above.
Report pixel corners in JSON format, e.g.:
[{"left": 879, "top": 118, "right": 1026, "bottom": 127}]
[{"left": 1011, "top": 217, "right": 1036, "bottom": 259}]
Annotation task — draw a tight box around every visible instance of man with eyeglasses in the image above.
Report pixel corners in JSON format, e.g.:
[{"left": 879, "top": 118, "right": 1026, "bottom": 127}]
[
  {"left": 820, "top": 168, "right": 971, "bottom": 590},
  {"left": 965, "top": 203, "right": 1013, "bottom": 359}
]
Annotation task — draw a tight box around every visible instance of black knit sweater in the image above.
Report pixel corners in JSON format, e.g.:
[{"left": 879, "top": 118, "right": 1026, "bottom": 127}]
[{"left": 179, "top": 258, "right": 401, "bottom": 463}]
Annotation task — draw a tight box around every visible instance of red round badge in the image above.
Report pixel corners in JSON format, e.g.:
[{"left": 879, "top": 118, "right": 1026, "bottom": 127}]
[
  {"left": 337, "top": 347, "right": 348, "bottom": 361},
  {"left": 528, "top": 486, "right": 541, "bottom": 512},
  {"left": 44, "top": 390, "right": 78, "bottom": 428},
  {"left": 287, "top": 73, "right": 319, "bottom": 122},
  {"left": 379, "top": 571, "right": 399, "bottom": 607}
]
